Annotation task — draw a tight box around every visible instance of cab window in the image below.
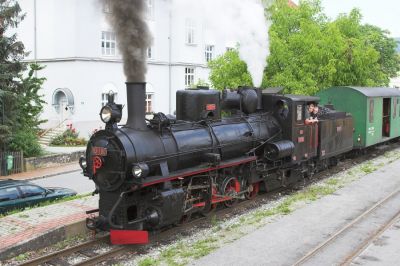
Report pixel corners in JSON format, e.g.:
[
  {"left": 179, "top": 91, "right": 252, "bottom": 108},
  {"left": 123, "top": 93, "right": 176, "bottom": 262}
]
[
  {"left": 296, "top": 105, "right": 303, "bottom": 121},
  {"left": 276, "top": 100, "right": 289, "bottom": 119},
  {"left": 0, "top": 187, "right": 20, "bottom": 202},
  {"left": 19, "top": 185, "right": 45, "bottom": 197}
]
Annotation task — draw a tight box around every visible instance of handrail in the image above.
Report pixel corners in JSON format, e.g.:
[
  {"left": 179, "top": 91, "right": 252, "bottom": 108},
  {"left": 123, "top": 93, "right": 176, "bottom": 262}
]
[{"left": 39, "top": 118, "right": 68, "bottom": 138}]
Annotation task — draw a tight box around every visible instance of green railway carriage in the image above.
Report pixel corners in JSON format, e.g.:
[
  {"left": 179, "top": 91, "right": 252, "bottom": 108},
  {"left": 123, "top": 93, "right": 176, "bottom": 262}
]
[{"left": 317, "top": 86, "right": 400, "bottom": 148}]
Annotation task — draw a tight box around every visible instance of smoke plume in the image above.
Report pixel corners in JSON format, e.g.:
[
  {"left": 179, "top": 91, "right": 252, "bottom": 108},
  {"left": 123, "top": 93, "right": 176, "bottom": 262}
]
[
  {"left": 101, "top": 0, "right": 152, "bottom": 82},
  {"left": 173, "top": 0, "right": 270, "bottom": 87}
]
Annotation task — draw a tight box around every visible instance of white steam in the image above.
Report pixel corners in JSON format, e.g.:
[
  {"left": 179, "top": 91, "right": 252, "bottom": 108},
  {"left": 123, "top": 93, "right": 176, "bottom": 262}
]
[{"left": 172, "top": 0, "right": 271, "bottom": 87}]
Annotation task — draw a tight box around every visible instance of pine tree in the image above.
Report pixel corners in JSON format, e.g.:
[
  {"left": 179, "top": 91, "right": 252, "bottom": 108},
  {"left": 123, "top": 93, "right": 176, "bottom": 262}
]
[{"left": 0, "top": 1, "right": 46, "bottom": 156}]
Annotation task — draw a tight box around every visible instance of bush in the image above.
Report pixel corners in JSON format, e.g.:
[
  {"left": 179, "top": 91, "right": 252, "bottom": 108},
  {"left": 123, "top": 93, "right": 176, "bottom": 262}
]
[
  {"left": 9, "top": 130, "right": 42, "bottom": 157},
  {"left": 50, "top": 125, "right": 87, "bottom": 146}
]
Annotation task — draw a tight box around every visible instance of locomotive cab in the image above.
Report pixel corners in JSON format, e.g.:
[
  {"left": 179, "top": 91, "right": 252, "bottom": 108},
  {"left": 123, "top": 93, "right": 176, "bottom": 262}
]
[
  {"left": 263, "top": 93, "right": 320, "bottom": 163},
  {"left": 262, "top": 93, "right": 353, "bottom": 166}
]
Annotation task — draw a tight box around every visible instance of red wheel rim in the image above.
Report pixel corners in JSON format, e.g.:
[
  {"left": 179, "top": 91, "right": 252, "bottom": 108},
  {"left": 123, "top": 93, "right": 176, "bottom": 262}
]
[
  {"left": 245, "top": 182, "right": 260, "bottom": 200},
  {"left": 223, "top": 178, "right": 240, "bottom": 208}
]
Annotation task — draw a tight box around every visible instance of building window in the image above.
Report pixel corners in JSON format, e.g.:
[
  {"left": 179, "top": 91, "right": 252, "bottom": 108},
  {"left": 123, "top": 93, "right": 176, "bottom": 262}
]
[
  {"left": 101, "top": 31, "right": 116, "bottom": 56},
  {"left": 146, "top": 93, "right": 153, "bottom": 114},
  {"left": 147, "top": 47, "right": 152, "bottom": 59},
  {"left": 102, "top": 92, "right": 117, "bottom": 107},
  {"left": 185, "top": 67, "right": 195, "bottom": 87},
  {"left": 103, "top": 0, "right": 111, "bottom": 13},
  {"left": 205, "top": 45, "right": 214, "bottom": 62},
  {"left": 146, "top": 0, "right": 155, "bottom": 20},
  {"left": 185, "top": 19, "right": 196, "bottom": 45}
]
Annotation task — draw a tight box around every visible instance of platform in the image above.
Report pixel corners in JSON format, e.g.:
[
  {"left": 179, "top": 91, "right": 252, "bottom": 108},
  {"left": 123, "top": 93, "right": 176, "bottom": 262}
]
[{"left": 0, "top": 195, "right": 97, "bottom": 260}]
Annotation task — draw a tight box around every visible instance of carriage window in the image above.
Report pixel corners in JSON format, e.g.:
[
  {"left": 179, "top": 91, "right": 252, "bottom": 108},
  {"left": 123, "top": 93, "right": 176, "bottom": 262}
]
[
  {"left": 296, "top": 105, "right": 303, "bottom": 121},
  {"left": 394, "top": 98, "right": 397, "bottom": 119},
  {"left": 369, "top": 99, "right": 374, "bottom": 123}
]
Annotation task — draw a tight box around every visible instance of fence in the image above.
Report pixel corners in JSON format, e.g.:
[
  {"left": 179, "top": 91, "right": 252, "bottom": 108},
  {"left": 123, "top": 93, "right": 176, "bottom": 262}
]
[{"left": 0, "top": 151, "right": 24, "bottom": 176}]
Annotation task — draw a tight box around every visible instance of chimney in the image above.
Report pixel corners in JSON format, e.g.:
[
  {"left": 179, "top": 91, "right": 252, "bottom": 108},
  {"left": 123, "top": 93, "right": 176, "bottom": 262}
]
[{"left": 126, "top": 82, "right": 147, "bottom": 130}]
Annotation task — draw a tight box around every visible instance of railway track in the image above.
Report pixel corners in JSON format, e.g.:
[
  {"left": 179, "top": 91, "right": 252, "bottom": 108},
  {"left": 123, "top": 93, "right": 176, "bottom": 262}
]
[
  {"left": 17, "top": 143, "right": 400, "bottom": 266},
  {"left": 19, "top": 235, "right": 110, "bottom": 266},
  {"left": 294, "top": 188, "right": 400, "bottom": 266}
]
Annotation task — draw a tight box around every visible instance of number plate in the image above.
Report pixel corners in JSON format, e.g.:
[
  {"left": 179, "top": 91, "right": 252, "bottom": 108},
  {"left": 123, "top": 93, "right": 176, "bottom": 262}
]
[{"left": 92, "top": 147, "right": 108, "bottom": 156}]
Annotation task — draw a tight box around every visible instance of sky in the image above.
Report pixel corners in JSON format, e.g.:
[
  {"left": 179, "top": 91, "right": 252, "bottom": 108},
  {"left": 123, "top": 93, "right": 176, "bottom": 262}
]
[{"left": 294, "top": 0, "right": 400, "bottom": 37}]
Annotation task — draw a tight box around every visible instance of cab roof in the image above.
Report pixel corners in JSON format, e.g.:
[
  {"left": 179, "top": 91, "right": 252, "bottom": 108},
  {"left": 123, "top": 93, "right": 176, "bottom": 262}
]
[{"left": 283, "top": 94, "right": 320, "bottom": 103}]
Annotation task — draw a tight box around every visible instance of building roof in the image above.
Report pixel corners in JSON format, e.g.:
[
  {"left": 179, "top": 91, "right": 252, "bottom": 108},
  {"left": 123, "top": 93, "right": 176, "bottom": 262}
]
[{"left": 338, "top": 86, "right": 400, "bottom": 97}]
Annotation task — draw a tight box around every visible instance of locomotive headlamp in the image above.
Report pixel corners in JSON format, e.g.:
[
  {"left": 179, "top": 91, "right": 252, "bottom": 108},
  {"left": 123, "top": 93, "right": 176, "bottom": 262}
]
[
  {"left": 79, "top": 156, "right": 87, "bottom": 170},
  {"left": 100, "top": 106, "right": 112, "bottom": 123},
  {"left": 99, "top": 104, "right": 122, "bottom": 127},
  {"left": 132, "top": 163, "right": 150, "bottom": 178},
  {"left": 99, "top": 91, "right": 123, "bottom": 127},
  {"left": 133, "top": 165, "right": 142, "bottom": 177}
]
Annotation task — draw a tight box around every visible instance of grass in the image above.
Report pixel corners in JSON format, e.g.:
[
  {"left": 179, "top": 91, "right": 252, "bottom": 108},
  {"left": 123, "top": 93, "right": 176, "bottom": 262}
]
[
  {"left": 0, "top": 193, "right": 92, "bottom": 218},
  {"left": 360, "top": 163, "right": 378, "bottom": 174},
  {"left": 14, "top": 253, "right": 28, "bottom": 262},
  {"left": 138, "top": 257, "right": 160, "bottom": 266},
  {"left": 136, "top": 148, "right": 400, "bottom": 266},
  {"left": 54, "top": 234, "right": 87, "bottom": 250}
]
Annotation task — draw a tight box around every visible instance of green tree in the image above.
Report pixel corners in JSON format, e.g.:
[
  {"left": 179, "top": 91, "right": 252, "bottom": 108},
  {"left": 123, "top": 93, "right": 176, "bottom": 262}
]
[
  {"left": 208, "top": 49, "right": 253, "bottom": 90},
  {"left": 0, "top": 1, "right": 46, "bottom": 156},
  {"left": 328, "top": 9, "right": 383, "bottom": 87},
  {"left": 0, "top": 0, "right": 26, "bottom": 150},
  {"left": 361, "top": 24, "right": 400, "bottom": 84},
  {"left": 263, "top": 0, "right": 399, "bottom": 94}
]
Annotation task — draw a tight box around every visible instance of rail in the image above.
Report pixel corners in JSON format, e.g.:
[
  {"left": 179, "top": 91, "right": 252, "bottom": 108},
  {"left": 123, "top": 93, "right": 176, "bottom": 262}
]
[
  {"left": 294, "top": 188, "right": 400, "bottom": 265},
  {"left": 19, "top": 235, "right": 109, "bottom": 266}
]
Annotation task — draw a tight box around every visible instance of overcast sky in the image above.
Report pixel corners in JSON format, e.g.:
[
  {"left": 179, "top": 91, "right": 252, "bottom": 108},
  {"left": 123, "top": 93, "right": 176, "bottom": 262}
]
[{"left": 293, "top": 0, "right": 400, "bottom": 37}]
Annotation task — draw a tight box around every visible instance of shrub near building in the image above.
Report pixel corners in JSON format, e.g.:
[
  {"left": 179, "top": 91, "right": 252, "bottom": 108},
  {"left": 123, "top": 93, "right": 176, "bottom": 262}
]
[{"left": 50, "top": 124, "right": 87, "bottom": 147}]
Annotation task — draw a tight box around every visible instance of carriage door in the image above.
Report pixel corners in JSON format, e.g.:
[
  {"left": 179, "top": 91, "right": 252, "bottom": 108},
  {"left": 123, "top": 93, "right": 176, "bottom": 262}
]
[{"left": 382, "top": 98, "right": 391, "bottom": 137}]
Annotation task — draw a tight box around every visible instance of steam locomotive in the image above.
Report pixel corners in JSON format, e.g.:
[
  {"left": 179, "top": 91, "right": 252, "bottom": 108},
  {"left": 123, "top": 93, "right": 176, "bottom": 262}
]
[{"left": 81, "top": 82, "right": 353, "bottom": 244}]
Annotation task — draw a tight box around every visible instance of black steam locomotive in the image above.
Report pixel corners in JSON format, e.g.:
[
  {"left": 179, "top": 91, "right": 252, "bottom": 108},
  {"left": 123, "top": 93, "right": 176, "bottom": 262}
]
[{"left": 81, "top": 82, "right": 353, "bottom": 244}]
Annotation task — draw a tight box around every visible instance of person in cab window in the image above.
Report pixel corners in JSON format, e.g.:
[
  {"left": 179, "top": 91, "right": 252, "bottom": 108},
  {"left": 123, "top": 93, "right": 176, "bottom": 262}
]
[
  {"left": 311, "top": 105, "right": 320, "bottom": 122},
  {"left": 305, "top": 103, "right": 316, "bottom": 124}
]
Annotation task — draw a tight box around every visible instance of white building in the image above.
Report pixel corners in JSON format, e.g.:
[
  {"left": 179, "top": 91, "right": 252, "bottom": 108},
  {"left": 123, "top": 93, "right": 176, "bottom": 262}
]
[
  {"left": 17, "top": 0, "right": 236, "bottom": 136},
  {"left": 390, "top": 76, "right": 400, "bottom": 89}
]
